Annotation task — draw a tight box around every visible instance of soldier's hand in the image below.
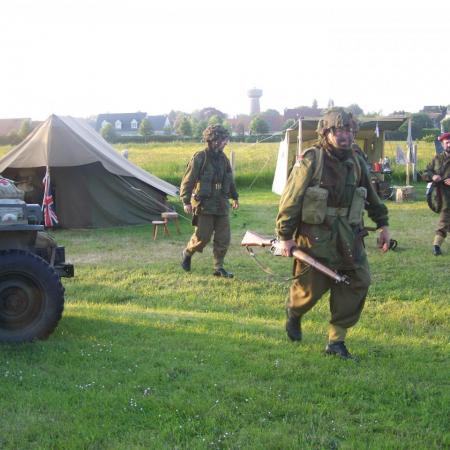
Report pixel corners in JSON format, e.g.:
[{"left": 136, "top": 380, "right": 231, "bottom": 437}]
[
  {"left": 432, "top": 174, "right": 442, "bottom": 182},
  {"left": 444, "top": 178, "right": 450, "bottom": 186},
  {"left": 232, "top": 199, "right": 239, "bottom": 210},
  {"left": 277, "top": 239, "right": 296, "bottom": 257},
  {"left": 184, "top": 204, "right": 193, "bottom": 215},
  {"left": 377, "top": 226, "right": 390, "bottom": 253}
]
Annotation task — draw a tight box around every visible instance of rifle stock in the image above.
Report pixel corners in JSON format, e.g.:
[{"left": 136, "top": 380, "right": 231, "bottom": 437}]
[
  {"left": 241, "top": 230, "right": 350, "bottom": 285},
  {"left": 241, "top": 230, "right": 274, "bottom": 248}
]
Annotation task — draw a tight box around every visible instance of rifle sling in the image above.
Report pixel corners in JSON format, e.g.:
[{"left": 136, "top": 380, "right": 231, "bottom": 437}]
[{"left": 245, "top": 247, "right": 309, "bottom": 282}]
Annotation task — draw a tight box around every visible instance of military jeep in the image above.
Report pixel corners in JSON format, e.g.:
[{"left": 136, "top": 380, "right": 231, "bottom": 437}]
[{"left": 0, "top": 178, "right": 73, "bottom": 343}]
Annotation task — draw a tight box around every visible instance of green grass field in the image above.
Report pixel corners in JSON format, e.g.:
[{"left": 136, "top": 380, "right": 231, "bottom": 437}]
[{"left": 0, "top": 142, "right": 449, "bottom": 449}]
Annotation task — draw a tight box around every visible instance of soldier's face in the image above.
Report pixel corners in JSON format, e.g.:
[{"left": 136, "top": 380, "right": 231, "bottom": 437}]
[
  {"left": 327, "top": 127, "right": 353, "bottom": 150},
  {"left": 442, "top": 139, "right": 450, "bottom": 152},
  {"left": 213, "top": 138, "right": 229, "bottom": 152}
]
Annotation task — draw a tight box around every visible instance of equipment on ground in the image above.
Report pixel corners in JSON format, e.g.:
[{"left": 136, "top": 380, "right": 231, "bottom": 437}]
[
  {"left": 0, "top": 178, "right": 74, "bottom": 343},
  {"left": 241, "top": 230, "right": 350, "bottom": 284}
]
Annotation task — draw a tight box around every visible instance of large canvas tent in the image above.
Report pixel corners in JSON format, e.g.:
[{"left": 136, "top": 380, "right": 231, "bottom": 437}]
[{"left": 0, "top": 115, "right": 179, "bottom": 228}]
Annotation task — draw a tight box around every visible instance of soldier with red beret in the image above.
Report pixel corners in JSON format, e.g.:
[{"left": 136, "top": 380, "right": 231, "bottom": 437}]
[{"left": 423, "top": 132, "right": 450, "bottom": 255}]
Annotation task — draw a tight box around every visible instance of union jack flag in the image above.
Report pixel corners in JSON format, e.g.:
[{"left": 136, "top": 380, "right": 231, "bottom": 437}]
[{"left": 42, "top": 166, "right": 59, "bottom": 227}]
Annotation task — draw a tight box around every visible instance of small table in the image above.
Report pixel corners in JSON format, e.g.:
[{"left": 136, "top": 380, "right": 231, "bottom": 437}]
[
  {"left": 152, "top": 212, "right": 181, "bottom": 240},
  {"left": 161, "top": 212, "right": 181, "bottom": 234}
]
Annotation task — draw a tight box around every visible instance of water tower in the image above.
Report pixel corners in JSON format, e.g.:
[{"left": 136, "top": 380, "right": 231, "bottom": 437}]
[{"left": 248, "top": 88, "right": 263, "bottom": 115}]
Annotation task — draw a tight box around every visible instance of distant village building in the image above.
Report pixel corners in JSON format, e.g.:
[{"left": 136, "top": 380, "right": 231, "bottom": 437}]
[
  {"left": 227, "top": 116, "right": 252, "bottom": 135},
  {"left": 147, "top": 115, "right": 172, "bottom": 134},
  {"left": 95, "top": 112, "right": 171, "bottom": 136}
]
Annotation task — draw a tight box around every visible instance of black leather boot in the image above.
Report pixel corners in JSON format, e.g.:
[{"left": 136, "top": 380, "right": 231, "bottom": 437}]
[
  {"left": 181, "top": 249, "right": 192, "bottom": 272},
  {"left": 285, "top": 310, "right": 302, "bottom": 342},
  {"left": 433, "top": 245, "right": 442, "bottom": 256},
  {"left": 325, "top": 341, "right": 353, "bottom": 359},
  {"left": 213, "top": 268, "right": 234, "bottom": 278}
]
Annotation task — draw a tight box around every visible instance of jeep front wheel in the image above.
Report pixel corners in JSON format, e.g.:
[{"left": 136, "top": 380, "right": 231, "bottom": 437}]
[{"left": 0, "top": 250, "right": 65, "bottom": 343}]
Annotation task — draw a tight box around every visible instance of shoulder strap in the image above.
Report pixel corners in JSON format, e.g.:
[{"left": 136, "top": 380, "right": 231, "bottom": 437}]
[
  {"left": 299, "top": 146, "right": 324, "bottom": 186},
  {"left": 311, "top": 147, "right": 324, "bottom": 185},
  {"left": 351, "top": 150, "right": 362, "bottom": 185},
  {"left": 199, "top": 150, "right": 208, "bottom": 176}
]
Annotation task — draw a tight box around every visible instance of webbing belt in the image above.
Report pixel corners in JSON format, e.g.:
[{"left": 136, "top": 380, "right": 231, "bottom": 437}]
[{"left": 326, "top": 207, "right": 349, "bottom": 217}]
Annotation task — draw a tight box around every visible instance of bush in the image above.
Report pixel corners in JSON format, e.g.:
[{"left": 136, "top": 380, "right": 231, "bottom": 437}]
[
  {"left": 421, "top": 134, "right": 437, "bottom": 143},
  {"left": 420, "top": 128, "right": 440, "bottom": 141}
]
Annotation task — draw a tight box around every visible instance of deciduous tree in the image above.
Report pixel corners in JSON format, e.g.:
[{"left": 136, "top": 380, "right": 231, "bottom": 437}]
[{"left": 249, "top": 115, "right": 269, "bottom": 134}]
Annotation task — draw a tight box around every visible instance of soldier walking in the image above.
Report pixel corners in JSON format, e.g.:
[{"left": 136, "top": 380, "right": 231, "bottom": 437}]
[
  {"left": 180, "top": 125, "right": 239, "bottom": 277},
  {"left": 423, "top": 132, "right": 450, "bottom": 255},
  {"left": 276, "top": 108, "right": 391, "bottom": 359}
]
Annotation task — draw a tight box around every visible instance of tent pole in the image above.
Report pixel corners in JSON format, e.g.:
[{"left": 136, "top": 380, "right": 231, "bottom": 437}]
[{"left": 297, "top": 116, "right": 303, "bottom": 159}]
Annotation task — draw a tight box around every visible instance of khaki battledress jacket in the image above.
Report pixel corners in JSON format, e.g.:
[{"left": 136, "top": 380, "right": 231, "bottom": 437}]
[
  {"left": 276, "top": 146, "right": 389, "bottom": 270},
  {"left": 180, "top": 148, "right": 238, "bottom": 215},
  {"left": 423, "top": 151, "right": 450, "bottom": 236}
]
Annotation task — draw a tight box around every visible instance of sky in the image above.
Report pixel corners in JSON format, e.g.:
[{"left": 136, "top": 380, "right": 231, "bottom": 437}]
[{"left": 1, "top": 0, "right": 449, "bottom": 120}]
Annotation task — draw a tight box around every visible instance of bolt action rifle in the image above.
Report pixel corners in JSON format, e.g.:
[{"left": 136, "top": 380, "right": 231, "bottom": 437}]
[{"left": 241, "top": 230, "right": 350, "bottom": 285}]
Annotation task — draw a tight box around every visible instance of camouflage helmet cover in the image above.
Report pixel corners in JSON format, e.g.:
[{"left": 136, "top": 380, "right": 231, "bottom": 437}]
[
  {"left": 202, "top": 124, "right": 230, "bottom": 142},
  {"left": 316, "top": 107, "right": 359, "bottom": 136}
]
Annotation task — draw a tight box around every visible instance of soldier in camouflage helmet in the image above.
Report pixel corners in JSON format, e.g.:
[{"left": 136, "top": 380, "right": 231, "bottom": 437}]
[
  {"left": 275, "top": 108, "right": 391, "bottom": 359},
  {"left": 422, "top": 132, "right": 450, "bottom": 255},
  {"left": 180, "top": 125, "right": 239, "bottom": 277}
]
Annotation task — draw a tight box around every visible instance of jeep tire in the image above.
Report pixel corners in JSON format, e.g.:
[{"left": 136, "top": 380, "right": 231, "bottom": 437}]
[{"left": 0, "top": 249, "right": 64, "bottom": 343}]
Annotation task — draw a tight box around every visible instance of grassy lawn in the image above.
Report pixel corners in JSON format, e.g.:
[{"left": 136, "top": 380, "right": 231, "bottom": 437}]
[
  {"left": 0, "top": 141, "right": 448, "bottom": 448},
  {"left": 1, "top": 185, "right": 449, "bottom": 449}
]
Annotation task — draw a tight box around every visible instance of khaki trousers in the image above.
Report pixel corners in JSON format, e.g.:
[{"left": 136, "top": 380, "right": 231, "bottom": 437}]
[
  {"left": 435, "top": 207, "right": 450, "bottom": 239},
  {"left": 186, "top": 214, "right": 230, "bottom": 269},
  {"left": 287, "top": 258, "right": 371, "bottom": 342}
]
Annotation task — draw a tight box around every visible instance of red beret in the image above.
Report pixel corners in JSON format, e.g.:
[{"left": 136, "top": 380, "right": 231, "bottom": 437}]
[{"left": 438, "top": 132, "right": 450, "bottom": 141}]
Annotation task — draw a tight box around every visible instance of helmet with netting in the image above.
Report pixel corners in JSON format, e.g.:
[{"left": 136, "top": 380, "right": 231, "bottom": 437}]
[
  {"left": 202, "top": 125, "right": 230, "bottom": 142},
  {"left": 317, "top": 108, "right": 359, "bottom": 136}
]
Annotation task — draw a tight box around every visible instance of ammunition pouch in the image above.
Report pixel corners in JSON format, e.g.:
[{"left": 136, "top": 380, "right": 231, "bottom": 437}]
[
  {"left": 348, "top": 186, "right": 367, "bottom": 225},
  {"left": 302, "top": 186, "right": 329, "bottom": 224},
  {"left": 196, "top": 174, "right": 213, "bottom": 199}
]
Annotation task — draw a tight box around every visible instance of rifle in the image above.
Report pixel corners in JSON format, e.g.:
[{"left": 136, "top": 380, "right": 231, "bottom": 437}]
[{"left": 241, "top": 230, "right": 350, "bottom": 285}]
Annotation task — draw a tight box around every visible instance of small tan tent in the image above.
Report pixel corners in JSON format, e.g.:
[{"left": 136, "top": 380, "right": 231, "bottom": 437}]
[{"left": 0, "top": 115, "right": 179, "bottom": 228}]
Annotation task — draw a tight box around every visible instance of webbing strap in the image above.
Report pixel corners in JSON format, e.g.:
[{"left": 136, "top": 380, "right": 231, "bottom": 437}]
[{"left": 326, "top": 207, "right": 349, "bottom": 217}]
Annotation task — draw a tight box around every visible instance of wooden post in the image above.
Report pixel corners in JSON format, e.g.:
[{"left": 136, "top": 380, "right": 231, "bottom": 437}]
[
  {"left": 412, "top": 143, "right": 417, "bottom": 182},
  {"left": 230, "top": 150, "right": 235, "bottom": 175}
]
